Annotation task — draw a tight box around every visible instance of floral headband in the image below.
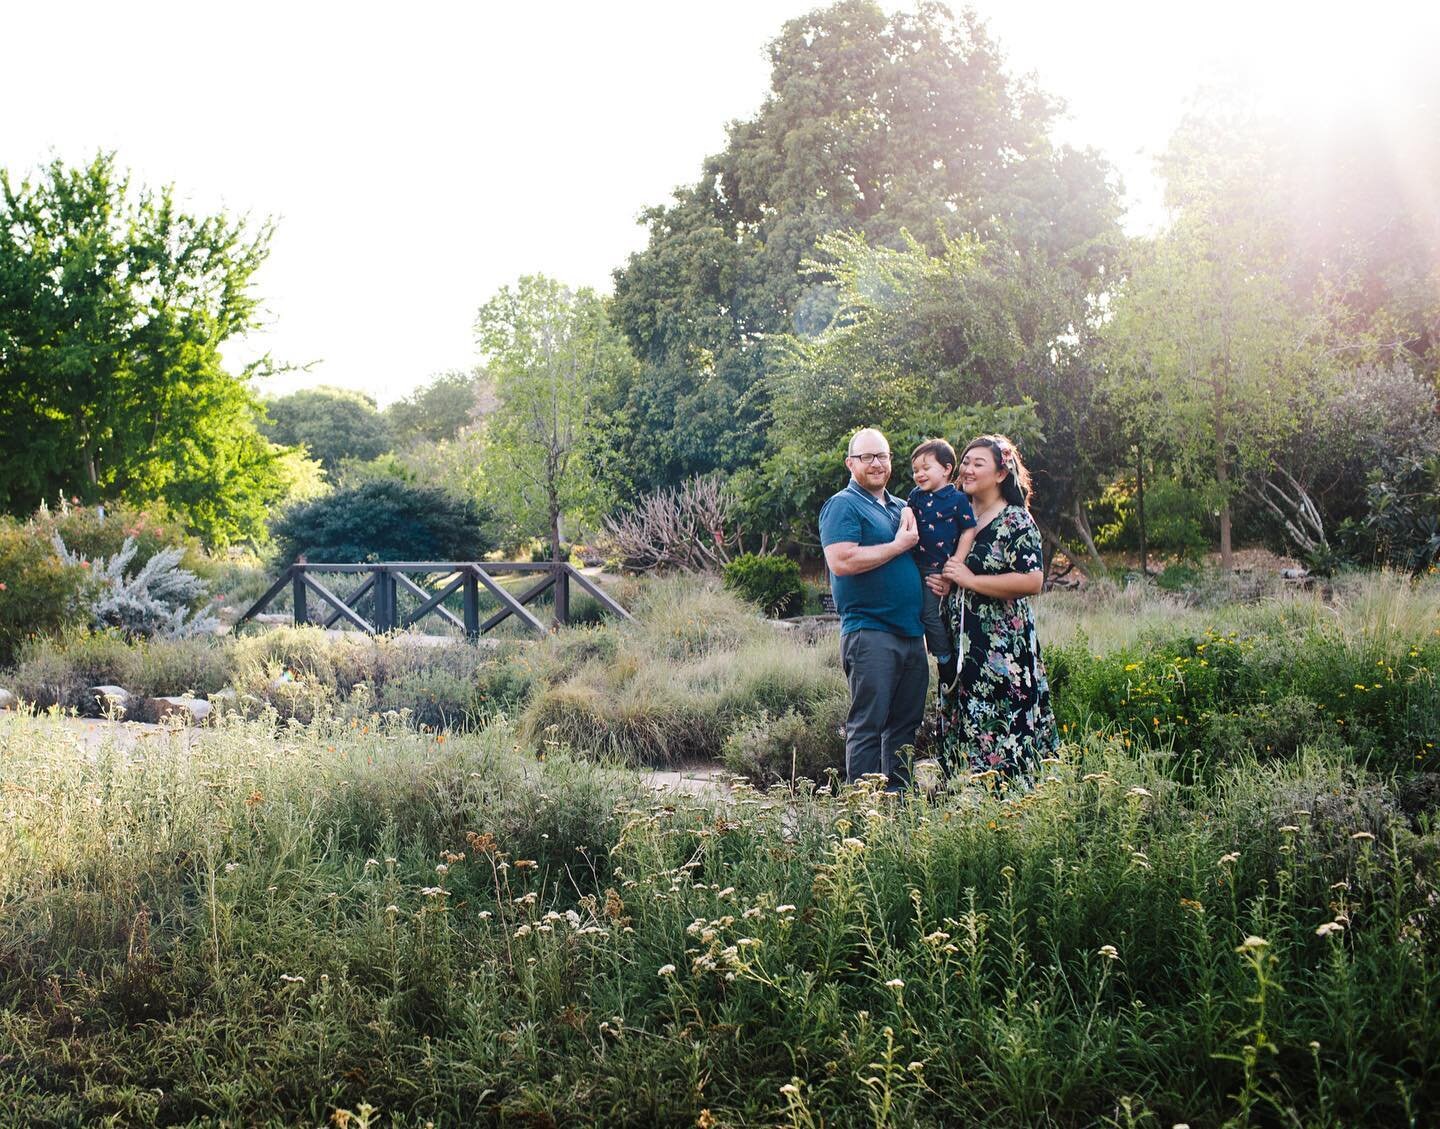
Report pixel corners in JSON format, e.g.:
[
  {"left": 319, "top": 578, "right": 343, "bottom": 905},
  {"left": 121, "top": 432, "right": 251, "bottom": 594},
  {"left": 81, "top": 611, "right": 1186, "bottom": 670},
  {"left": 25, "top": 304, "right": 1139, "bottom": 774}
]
[{"left": 976, "top": 435, "right": 1017, "bottom": 476}]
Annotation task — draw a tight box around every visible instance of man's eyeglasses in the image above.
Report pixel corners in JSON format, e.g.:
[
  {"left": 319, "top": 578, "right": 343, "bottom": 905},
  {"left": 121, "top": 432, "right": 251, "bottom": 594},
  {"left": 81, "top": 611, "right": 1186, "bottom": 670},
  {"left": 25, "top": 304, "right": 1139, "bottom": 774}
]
[{"left": 847, "top": 452, "right": 891, "bottom": 465}]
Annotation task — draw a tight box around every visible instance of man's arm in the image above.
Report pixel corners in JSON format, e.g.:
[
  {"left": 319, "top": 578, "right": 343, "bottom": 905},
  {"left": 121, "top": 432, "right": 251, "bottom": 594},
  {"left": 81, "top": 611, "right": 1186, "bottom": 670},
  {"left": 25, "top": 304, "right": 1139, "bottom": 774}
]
[{"left": 824, "top": 508, "right": 919, "bottom": 576}]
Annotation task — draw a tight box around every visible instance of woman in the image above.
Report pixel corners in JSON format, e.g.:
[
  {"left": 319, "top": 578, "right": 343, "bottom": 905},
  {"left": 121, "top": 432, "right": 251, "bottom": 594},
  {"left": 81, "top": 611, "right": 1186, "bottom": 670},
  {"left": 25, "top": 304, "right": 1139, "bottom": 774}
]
[{"left": 930, "top": 435, "right": 1058, "bottom": 787}]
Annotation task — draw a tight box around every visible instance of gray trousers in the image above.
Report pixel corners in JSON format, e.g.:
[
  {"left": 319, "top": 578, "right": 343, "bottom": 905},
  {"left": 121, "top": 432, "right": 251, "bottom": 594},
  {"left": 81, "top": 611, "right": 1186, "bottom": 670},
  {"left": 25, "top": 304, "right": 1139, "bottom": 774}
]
[
  {"left": 840, "top": 629, "right": 929, "bottom": 789},
  {"left": 919, "top": 571, "right": 954, "bottom": 659}
]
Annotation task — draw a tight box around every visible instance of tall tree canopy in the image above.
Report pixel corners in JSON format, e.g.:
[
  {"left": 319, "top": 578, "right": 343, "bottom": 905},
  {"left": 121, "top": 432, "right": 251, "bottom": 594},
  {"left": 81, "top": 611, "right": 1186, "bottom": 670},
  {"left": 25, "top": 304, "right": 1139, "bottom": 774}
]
[
  {"left": 261, "top": 385, "right": 391, "bottom": 474},
  {"left": 607, "top": 0, "right": 1120, "bottom": 495},
  {"left": 0, "top": 153, "right": 283, "bottom": 545},
  {"left": 476, "top": 276, "right": 637, "bottom": 560},
  {"left": 383, "top": 368, "right": 492, "bottom": 449}
]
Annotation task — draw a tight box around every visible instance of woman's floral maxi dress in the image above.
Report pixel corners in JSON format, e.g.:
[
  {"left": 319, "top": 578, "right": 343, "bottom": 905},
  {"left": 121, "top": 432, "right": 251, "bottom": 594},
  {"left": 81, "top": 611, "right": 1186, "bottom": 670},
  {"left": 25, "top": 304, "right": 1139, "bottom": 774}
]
[{"left": 938, "top": 505, "right": 1058, "bottom": 785}]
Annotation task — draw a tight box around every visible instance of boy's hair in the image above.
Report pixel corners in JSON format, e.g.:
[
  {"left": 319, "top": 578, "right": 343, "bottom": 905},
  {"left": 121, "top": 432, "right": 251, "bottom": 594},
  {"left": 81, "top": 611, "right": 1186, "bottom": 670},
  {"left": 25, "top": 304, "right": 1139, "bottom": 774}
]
[{"left": 910, "top": 438, "right": 957, "bottom": 475}]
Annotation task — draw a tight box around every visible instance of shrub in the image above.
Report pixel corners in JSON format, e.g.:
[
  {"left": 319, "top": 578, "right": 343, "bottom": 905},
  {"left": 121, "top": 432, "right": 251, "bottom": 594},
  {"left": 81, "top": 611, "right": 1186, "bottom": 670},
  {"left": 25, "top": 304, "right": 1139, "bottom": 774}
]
[
  {"left": 5, "top": 630, "right": 141, "bottom": 710},
  {"left": 5, "top": 632, "right": 236, "bottom": 711},
  {"left": 270, "top": 479, "right": 494, "bottom": 564},
  {"left": 722, "top": 701, "right": 846, "bottom": 784},
  {"left": 723, "top": 552, "right": 804, "bottom": 617},
  {"left": 28, "top": 500, "right": 205, "bottom": 576},
  {"left": 0, "top": 519, "right": 89, "bottom": 666},
  {"left": 54, "top": 535, "right": 218, "bottom": 639}
]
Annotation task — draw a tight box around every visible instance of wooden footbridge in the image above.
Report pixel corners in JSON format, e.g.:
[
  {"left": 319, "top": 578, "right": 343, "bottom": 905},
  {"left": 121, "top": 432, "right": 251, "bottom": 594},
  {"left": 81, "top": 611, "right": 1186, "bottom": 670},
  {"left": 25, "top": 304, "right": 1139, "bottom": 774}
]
[{"left": 236, "top": 561, "right": 629, "bottom": 638}]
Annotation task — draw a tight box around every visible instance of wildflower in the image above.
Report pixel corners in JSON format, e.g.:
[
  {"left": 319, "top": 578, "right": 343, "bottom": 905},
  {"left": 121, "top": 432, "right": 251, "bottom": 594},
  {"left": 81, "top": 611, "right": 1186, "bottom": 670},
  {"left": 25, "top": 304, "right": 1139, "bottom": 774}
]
[
  {"left": 841, "top": 837, "right": 866, "bottom": 851},
  {"left": 514, "top": 924, "right": 532, "bottom": 938},
  {"left": 1237, "top": 935, "right": 1269, "bottom": 952},
  {"left": 1316, "top": 921, "right": 1345, "bottom": 937},
  {"left": 1127, "top": 785, "right": 1152, "bottom": 799},
  {"left": 775, "top": 904, "right": 796, "bottom": 914},
  {"left": 885, "top": 978, "right": 905, "bottom": 989},
  {"left": 365, "top": 858, "right": 378, "bottom": 870},
  {"left": 420, "top": 886, "right": 448, "bottom": 898},
  {"left": 514, "top": 859, "right": 538, "bottom": 870},
  {"left": 435, "top": 864, "right": 449, "bottom": 876},
  {"left": 717, "top": 886, "right": 735, "bottom": 898},
  {"left": 743, "top": 906, "right": 762, "bottom": 919},
  {"left": 224, "top": 862, "right": 240, "bottom": 874},
  {"left": 280, "top": 974, "right": 305, "bottom": 984},
  {"left": 1097, "top": 944, "right": 1119, "bottom": 961},
  {"left": 1217, "top": 851, "right": 1240, "bottom": 867},
  {"left": 1278, "top": 825, "right": 1300, "bottom": 834}
]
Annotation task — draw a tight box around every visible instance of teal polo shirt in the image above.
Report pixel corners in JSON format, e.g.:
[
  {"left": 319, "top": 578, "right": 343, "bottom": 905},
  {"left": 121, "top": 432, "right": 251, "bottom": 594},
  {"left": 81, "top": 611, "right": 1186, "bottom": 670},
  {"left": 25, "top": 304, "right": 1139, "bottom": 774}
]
[{"left": 819, "top": 480, "right": 924, "bottom": 638}]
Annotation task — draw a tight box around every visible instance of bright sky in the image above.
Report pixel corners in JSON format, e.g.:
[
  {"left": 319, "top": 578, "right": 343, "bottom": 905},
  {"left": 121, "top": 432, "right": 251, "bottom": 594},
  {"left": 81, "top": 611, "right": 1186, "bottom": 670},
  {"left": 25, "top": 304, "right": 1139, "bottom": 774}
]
[{"left": 6, "top": 0, "right": 1435, "bottom": 406}]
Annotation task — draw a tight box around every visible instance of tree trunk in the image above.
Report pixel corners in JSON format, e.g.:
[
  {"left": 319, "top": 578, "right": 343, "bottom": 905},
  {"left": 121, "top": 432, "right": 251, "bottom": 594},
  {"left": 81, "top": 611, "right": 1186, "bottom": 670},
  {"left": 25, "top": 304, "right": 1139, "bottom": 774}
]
[
  {"left": 1135, "top": 445, "right": 1148, "bottom": 576},
  {"left": 1216, "top": 454, "right": 1233, "bottom": 572},
  {"left": 1038, "top": 521, "right": 1092, "bottom": 580},
  {"left": 1067, "top": 499, "right": 1106, "bottom": 571}
]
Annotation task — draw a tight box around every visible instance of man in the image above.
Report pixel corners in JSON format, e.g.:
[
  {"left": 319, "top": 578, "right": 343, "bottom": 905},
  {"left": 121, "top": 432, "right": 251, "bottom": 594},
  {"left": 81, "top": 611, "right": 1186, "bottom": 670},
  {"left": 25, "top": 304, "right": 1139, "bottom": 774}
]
[{"left": 819, "top": 427, "right": 926, "bottom": 790}]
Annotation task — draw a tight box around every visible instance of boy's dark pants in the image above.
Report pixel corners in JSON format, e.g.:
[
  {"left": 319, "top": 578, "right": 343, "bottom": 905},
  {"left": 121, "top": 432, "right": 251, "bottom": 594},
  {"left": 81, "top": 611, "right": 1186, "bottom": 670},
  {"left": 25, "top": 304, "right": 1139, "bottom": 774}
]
[
  {"left": 920, "top": 571, "right": 959, "bottom": 690},
  {"left": 919, "top": 573, "right": 952, "bottom": 659},
  {"left": 840, "top": 628, "right": 928, "bottom": 789}
]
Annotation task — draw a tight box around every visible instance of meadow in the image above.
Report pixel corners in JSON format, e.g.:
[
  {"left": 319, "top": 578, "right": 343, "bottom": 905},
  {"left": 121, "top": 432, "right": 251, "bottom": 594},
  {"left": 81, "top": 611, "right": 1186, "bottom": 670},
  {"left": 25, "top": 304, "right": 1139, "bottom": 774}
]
[{"left": 1, "top": 573, "right": 1438, "bottom": 1127}]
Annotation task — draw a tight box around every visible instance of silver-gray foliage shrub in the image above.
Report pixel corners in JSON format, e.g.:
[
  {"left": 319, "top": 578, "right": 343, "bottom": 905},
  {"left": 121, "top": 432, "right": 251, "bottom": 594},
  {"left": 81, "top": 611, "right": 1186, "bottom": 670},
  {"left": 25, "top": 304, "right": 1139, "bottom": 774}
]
[{"left": 53, "top": 534, "right": 218, "bottom": 639}]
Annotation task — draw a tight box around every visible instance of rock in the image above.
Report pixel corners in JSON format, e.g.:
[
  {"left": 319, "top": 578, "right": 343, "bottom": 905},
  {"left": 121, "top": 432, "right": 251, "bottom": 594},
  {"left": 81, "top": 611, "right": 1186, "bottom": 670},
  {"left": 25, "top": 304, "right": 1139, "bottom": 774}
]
[
  {"left": 87, "top": 685, "right": 132, "bottom": 718},
  {"left": 0, "top": 687, "right": 15, "bottom": 710},
  {"left": 149, "top": 696, "right": 213, "bottom": 725}
]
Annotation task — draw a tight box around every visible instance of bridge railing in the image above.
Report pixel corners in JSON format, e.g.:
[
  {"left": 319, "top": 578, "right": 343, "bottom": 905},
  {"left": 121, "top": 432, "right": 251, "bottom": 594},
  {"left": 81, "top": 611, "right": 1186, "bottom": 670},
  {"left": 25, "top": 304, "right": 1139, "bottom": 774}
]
[{"left": 235, "top": 561, "right": 630, "bottom": 638}]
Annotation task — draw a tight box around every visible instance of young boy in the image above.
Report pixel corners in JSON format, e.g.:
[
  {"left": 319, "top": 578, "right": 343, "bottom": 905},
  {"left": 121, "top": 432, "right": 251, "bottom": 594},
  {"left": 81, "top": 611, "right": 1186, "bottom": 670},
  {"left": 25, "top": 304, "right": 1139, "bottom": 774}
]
[{"left": 908, "top": 438, "right": 978, "bottom": 693}]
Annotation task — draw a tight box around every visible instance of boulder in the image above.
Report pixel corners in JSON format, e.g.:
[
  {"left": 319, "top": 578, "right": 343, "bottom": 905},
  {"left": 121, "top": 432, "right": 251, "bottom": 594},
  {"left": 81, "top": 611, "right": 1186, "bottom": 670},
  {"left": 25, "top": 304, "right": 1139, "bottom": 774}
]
[
  {"left": 149, "top": 696, "right": 213, "bottom": 725},
  {"left": 87, "top": 685, "right": 132, "bottom": 718},
  {"left": 0, "top": 687, "right": 15, "bottom": 710}
]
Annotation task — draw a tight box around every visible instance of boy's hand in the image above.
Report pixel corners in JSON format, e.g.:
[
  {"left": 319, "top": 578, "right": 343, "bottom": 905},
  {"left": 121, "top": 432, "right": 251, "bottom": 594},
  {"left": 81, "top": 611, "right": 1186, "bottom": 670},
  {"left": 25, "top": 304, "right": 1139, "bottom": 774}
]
[
  {"left": 893, "top": 507, "right": 920, "bottom": 552},
  {"left": 925, "top": 573, "right": 952, "bottom": 596}
]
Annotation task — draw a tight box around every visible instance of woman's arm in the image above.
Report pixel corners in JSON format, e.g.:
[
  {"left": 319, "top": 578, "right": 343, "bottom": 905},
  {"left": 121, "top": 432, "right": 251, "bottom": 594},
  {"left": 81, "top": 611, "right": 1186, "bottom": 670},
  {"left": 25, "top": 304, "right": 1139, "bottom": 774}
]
[{"left": 947, "top": 565, "right": 1043, "bottom": 599}]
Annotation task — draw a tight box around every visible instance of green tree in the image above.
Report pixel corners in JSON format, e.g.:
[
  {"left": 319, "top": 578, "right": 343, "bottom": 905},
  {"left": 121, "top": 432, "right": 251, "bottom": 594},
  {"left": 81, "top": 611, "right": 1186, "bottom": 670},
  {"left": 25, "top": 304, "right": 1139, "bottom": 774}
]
[
  {"left": 475, "top": 276, "right": 636, "bottom": 561},
  {"left": 384, "top": 368, "right": 492, "bottom": 448},
  {"left": 261, "top": 386, "right": 391, "bottom": 473},
  {"left": 607, "top": 0, "right": 1119, "bottom": 495},
  {"left": 1101, "top": 103, "right": 1326, "bottom": 571},
  {"left": 0, "top": 153, "right": 284, "bottom": 545},
  {"left": 765, "top": 228, "right": 1116, "bottom": 563}
]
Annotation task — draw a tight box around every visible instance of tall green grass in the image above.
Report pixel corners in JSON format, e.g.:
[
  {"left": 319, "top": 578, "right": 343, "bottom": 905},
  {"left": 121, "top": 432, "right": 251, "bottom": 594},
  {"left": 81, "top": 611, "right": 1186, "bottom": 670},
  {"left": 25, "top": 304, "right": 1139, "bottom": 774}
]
[{"left": 0, "top": 709, "right": 1435, "bottom": 1126}]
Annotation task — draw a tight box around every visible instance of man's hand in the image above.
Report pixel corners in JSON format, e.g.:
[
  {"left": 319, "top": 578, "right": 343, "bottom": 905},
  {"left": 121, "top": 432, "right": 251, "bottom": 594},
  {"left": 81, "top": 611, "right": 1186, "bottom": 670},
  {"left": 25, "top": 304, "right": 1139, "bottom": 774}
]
[
  {"left": 823, "top": 507, "right": 921, "bottom": 577},
  {"left": 893, "top": 507, "right": 919, "bottom": 552}
]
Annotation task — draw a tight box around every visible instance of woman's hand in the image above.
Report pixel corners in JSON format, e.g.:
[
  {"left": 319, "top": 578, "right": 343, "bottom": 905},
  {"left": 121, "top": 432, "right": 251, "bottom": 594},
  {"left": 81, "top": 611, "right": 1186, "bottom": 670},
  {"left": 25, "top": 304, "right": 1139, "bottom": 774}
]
[
  {"left": 941, "top": 556, "right": 976, "bottom": 589},
  {"left": 925, "top": 573, "right": 952, "bottom": 597}
]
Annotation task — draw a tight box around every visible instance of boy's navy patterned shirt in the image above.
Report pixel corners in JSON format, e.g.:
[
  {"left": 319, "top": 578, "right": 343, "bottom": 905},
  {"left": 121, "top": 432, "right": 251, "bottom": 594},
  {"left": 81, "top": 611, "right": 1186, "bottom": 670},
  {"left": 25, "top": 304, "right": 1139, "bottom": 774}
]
[{"left": 907, "top": 484, "right": 977, "bottom": 572}]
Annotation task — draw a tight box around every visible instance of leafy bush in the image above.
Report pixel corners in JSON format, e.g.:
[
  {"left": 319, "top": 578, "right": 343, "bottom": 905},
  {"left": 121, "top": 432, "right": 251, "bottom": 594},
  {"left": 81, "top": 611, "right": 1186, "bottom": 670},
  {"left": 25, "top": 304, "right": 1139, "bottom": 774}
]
[
  {"left": 28, "top": 499, "right": 205, "bottom": 575},
  {"left": 723, "top": 552, "right": 804, "bottom": 617},
  {"left": 1047, "top": 575, "right": 1440, "bottom": 776},
  {"left": 54, "top": 535, "right": 218, "bottom": 639},
  {"left": 0, "top": 519, "right": 89, "bottom": 665},
  {"left": 722, "top": 701, "right": 846, "bottom": 784},
  {"left": 270, "top": 479, "right": 494, "bottom": 564}
]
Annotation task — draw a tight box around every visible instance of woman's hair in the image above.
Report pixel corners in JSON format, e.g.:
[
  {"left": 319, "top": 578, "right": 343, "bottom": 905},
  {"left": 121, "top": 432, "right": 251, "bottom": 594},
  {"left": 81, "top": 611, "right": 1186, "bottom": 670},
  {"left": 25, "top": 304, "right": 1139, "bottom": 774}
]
[
  {"left": 961, "top": 434, "right": 1033, "bottom": 508},
  {"left": 909, "top": 437, "right": 957, "bottom": 477}
]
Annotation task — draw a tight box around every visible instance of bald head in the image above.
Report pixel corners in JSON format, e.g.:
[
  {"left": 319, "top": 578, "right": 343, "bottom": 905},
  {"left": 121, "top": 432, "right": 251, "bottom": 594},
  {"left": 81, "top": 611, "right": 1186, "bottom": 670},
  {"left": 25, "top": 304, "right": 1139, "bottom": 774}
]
[{"left": 846, "top": 428, "right": 888, "bottom": 457}]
